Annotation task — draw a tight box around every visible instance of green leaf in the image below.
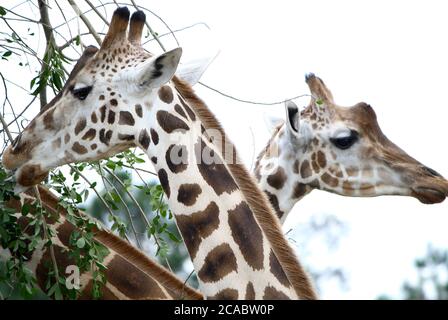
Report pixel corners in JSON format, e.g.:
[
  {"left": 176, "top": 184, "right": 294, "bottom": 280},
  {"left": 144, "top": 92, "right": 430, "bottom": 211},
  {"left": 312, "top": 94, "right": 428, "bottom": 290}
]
[
  {"left": 76, "top": 237, "right": 86, "bottom": 249},
  {"left": 21, "top": 203, "right": 31, "bottom": 216},
  {"left": 166, "top": 231, "right": 180, "bottom": 243},
  {"left": 110, "top": 192, "right": 120, "bottom": 203},
  {"left": 0, "top": 6, "right": 6, "bottom": 16},
  {"left": 2, "top": 51, "right": 12, "bottom": 59}
]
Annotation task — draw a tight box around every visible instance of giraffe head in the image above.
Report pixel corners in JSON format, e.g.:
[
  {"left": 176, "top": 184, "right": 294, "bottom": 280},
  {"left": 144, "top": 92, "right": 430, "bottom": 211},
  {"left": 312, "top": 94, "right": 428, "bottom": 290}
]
[
  {"left": 256, "top": 73, "right": 448, "bottom": 211},
  {"left": 2, "top": 7, "right": 182, "bottom": 192}
]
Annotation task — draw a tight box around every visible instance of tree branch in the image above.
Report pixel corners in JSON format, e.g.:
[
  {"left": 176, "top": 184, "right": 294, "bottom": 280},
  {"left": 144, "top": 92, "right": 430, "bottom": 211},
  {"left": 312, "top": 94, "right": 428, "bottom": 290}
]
[
  {"left": 67, "top": 0, "right": 102, "bottom": 46},
  {"left": 38, "top": 0, "right": 55, "bottom": 110}
]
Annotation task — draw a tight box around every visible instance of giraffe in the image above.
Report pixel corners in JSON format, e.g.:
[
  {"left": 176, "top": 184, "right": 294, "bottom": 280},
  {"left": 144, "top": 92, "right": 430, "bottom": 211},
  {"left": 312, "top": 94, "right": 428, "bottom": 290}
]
[
  {"left": 254, "top": 73, "right": 448, "bottom": 222},
  {"left": 2, "top": 7, "right": 315, "bottom": 300},
  {"left": 0, "top": 44, "right": 202, "bottom": 300},
  {"left": 1, "top": 185, "right": 203, "bottom": 300}
]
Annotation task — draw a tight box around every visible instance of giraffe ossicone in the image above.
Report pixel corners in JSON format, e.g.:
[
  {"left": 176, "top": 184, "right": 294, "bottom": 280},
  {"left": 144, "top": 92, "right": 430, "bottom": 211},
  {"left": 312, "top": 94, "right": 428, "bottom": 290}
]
[
  {"left": 255, "top": 73, "right": 448, "bottom": 221},
  {"left": 2, "top": 7, "right": 316, "bottom": 300}
]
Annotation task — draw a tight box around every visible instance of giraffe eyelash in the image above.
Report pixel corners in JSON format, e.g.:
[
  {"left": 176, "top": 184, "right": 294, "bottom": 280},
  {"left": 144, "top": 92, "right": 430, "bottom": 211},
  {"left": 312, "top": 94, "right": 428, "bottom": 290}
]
[
  {"left": 330, "top": 130, "right": 359, "bottom": 150},
  {"left": 71, "top": 86, "right": 93, "bottom": 101}
]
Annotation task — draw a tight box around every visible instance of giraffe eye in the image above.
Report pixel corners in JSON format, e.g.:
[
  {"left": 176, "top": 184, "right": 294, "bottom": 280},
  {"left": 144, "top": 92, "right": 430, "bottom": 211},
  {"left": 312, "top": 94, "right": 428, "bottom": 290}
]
[
  {"left": 72, "top": 86, "right": 93, "bottom": 101},
  {"left": 330, "top": 130, "right": 359, "bottom": 150}
]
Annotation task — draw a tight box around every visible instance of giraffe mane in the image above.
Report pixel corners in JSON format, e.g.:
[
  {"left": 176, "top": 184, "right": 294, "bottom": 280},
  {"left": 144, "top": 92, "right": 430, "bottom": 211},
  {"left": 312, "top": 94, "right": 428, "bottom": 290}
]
[
  {"left": 35, "top": 186, "right": 203, "bottom": 300},
  {"left": 172, "top": 76, "right": 317, "bottom": 300}
]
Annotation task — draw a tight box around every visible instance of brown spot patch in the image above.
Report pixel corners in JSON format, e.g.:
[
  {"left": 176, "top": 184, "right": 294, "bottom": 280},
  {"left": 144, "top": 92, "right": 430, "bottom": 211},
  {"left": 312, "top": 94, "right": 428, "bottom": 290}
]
[
  {"left": 176, "top": 202, "right": 220, "bottom": 260},
  {"left": 311, "top": 160, "right": 319, "bottom": 173},
  {"left": 209, "top": 288, "right": 239, "bottom": 300},
  {"left": 64, "top": 134, "right": 71, "bottom": 144},
  {"left": 309, "top": 179, "right": 320, "bottom": 189},
  {"left": 165, "top": 144, "right": 188, "bottom": 173},
  {"left": 110, "top": 99, "right": 118, "bottom": 107},
  {"left": 265, "top": 191, "right": 284, "bottom": 219},
  {"left": 198, "top": 243, "right": 237, "bottom": 283},
  {"left": 91, "top": 112, "right": 98, "bottom": 123},
  {"left": 72, "top": 142, "right": 88, "bottom": 154},
  {"left": 347, "top": 167, "right": 359, "bottom": 177},
  {"left": 43, "top": 108, "right": 56, "bottom": 130},
  {"left": 174, "top": 104, "right": 187, "bottom": 119},
  {"left": 52, "top": 137, "right": 61, "bottom": 149},
  {"left": 195, "top": 138, "right": 238, "bottom": 196},
  {"left": 82, "top": 129, "right": 96, "bottom": 141},
  {"left": 292, "top": 182, "right": 307, "bottom": 199},
  {"left": 321, "top": 172, "right": 339, "bottom": 188},
  {"left": 317, "top": 150, "right": 327, "bottom": 168},
  {"left": 138, "top": 129, "right": 150, "bottom": 149},
  {"left": 267, "top": 166, "right": 287, "bottom": 189},
  {"left": 108, "top": 110, "right": 116, "bottom": 124},
  {"left": 105, "top": 254, "right": 167, "bottom": 299},
  {"left": 150, "top": 128, "right": 159, "bottom": 145},
  {"left": 119, "top": 111, "right": 135, "bottom": 126},
  {"left": 118, "top": 133, "right": 135, "bottom": 141},
  {"left": 245, "top": 282, "right": 256, "bottom": 300},
  {"left": 342, "top": 181, "right": 355, "bottom": 195},
  {"left": 57, "top": 220, "right": 76, "bottom": 247},
  {"left": 179, "top": 95, "right": 196, "bottom": 121},
  {"left": 362, "top": 166, "right": 374, "bottom": 178},
  {"left": 99, "top": 129, "right": 113, "bottom": 145},
  {"left": 135, "top": 104, "right": 143, "bottom": 118},
  {"left": 360, "top": 183, "right": 375, "bottom": 195},
  {"left": 74, "top": 117, "right": 87, "bottom": 135},
  {"left": 293, "top": 160, "right": 300, "bottom": 174},
  {"left": 100, "top": 105, "right": 107, "bottom": 122},
  {"left": 158, "top": 85, "right": 174, "bottom": 104},
  {"left": 177, "top": 183, "right": 202, "bottom": 206},
  {"left": 151, "top": 156, "right": 157, "bottom": 164},
  {"left": 156, "top": 110, "right": 189, "bottom": 133},
  {"left": 157, "top": 168, "right": 170, "bottom": 198},
  {"left": 263, "top": 286, "right": 290, "bottom": 300},
  {"left": 36, "top": 245, "right": 75, "bottom": 291},
  {"left": 228, "top": 201, "right": 264, "bottom": 270},
  {"left": 63, "top": 151, "right": 75, "bottom": 163},
  {"left": 300, "top": 160, "right": 312, "bottom": 178},
  {"left": 270, "top": 250, "right": 290, "bottom": 287}
]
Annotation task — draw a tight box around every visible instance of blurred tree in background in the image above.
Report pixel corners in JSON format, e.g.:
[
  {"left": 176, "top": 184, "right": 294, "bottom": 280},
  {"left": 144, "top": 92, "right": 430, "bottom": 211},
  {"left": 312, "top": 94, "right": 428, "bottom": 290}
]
[
  {"left": 379, "top": 246, "right": 448, "bottom": 300},
  {"left": 85, "top": 168, "right": 198, "bottom": 288}
]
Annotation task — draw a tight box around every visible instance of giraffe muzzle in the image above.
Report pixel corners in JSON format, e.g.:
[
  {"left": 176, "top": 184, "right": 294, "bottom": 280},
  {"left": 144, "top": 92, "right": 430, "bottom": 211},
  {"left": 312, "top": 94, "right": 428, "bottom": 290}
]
[{"left": 411, "top": 186, "right": 447, "bottom": 204}]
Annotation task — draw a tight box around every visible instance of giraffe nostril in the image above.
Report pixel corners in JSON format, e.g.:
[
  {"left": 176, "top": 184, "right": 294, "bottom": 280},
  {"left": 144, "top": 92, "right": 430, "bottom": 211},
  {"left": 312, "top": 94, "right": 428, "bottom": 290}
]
[{"left": 422, "top": 166, "right": 443, "bottom": 178}]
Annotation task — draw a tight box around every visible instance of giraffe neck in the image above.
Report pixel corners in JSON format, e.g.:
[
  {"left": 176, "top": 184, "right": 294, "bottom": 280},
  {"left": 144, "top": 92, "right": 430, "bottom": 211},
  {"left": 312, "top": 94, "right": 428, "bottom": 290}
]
[
  {"left": 255, "top": 124, "right": 313, "bottom": 223},
  {"left": 2, "top": 186, "right": 202, "bottom": 300},
  {"left": 140, "top": 78, "right": 316, "bottom": 299}
]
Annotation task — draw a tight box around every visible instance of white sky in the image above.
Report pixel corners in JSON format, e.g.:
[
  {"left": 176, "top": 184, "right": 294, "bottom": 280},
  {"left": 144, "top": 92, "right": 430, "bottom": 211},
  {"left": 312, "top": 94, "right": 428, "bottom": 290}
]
[{"left": 2, "top": 0, "right": 448, "bottom": 299}]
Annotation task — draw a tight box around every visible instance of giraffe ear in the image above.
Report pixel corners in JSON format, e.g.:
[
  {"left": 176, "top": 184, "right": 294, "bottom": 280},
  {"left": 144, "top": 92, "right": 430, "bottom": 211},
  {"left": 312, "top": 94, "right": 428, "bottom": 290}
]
[
  {"left": 175, "top": 51, "right": 219, "bottom": 86},
  {"left": 285, "top": 100, "right": 300, "bottom": 135},
  {"left": 263, "top": 113, "right": 284, "bottom": 134},
  {"left": 136, "top": 47, "right": 183, "bottom": 89}
]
